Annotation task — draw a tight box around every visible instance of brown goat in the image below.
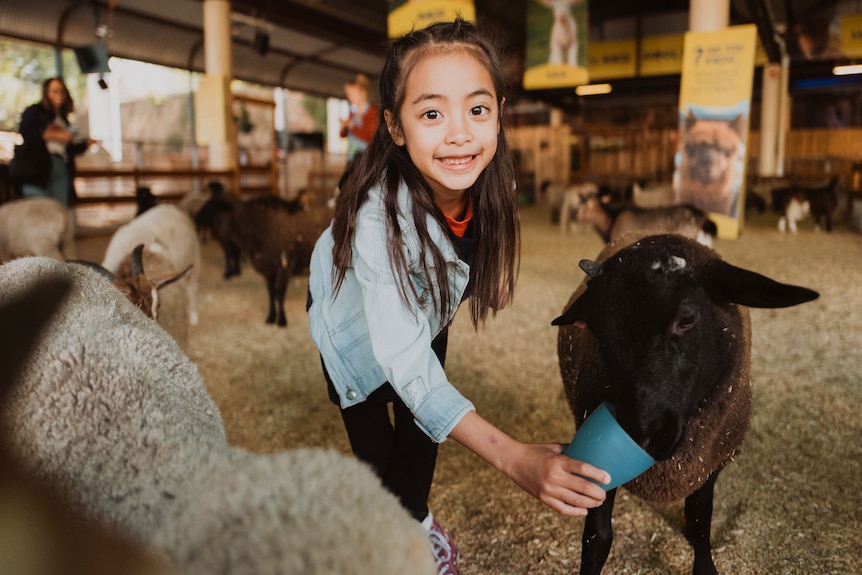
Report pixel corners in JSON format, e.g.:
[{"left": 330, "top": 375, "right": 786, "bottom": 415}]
[{"left": 195, "top": 194, "right": 332, "bottom": 326}]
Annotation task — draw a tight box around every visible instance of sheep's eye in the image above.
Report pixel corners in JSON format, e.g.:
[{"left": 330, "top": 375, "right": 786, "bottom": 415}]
[{"left": 672, "top": 305, "right": 699, "bottom": 335}]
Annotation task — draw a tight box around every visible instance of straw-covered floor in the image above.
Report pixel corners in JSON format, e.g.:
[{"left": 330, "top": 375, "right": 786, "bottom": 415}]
[{"left": 75, "top": 204, "right": 862, "bottom": 575}]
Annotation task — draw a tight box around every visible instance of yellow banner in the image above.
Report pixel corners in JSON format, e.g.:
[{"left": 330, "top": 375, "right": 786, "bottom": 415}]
[
  {"left": 674, "top": 24, "right": 757, "bottom": 239},
  {"left": 588, "top": 39, "right": 636, "bottom": 80},
  {"left": 524, "top": 0, "right": 589, "bottom": 90},
  {"left": 387, "top": 1, "right": 475, "bottom": 39},
  {"left": 840, "top": 14, "right": 862, "bottom": 58},
  {"left": 640, "top": 34, "right": 684, "bottom": 76}
]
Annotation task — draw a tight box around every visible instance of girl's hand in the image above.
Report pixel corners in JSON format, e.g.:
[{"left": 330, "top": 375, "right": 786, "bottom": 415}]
[
  {"left": 503, "top": 441, "right": 609, "bottom": 516},
  {"left": 43, "top": 125, "right": 73, "bottom": 143},
  {"left": 449, "top": 412, "right": 609, "bottom": 517}
]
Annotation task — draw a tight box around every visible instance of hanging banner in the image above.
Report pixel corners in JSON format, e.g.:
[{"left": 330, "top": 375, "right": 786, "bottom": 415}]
[
  {"left": 387, "top": 0, "right": 475, "bottom": 39},
  {"left": 523, "top": 0, "right": 589, "bottom": 90},
  {"left": 673, "top": 24, "right": 757, "bottom": 239},
  {"left": 840, "top": 14, "right": 862, "bottom": 58},
  {"left": 588, "top": 39, "right": 636, "bottom": 80},
  {"left": 640, "top": 34, "right": 684, "bottom": 76}
]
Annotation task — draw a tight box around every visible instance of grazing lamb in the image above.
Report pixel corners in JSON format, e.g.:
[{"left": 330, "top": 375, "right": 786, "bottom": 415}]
[
  {"left": 75, "top": 244, "right": 192, "bottom": 350},
  {"left": 195, "top": 193, "right": 332, "bottom": 326},
  {"left": 102, "top": 203, "right": 201, "bottom": 325},
  {"left": 0, "top": 196, "right": 77, "bottom": 262},
  {"left": 576, "top": 194, "right": 718, "bottom": 246},
  {"left": 0, "top": 257, "right": 436, "bottom": 575},
  {"left": 771, "top": 176, "right": 839, "bottom": 233},
  {"left": 553, "top": 233, "right": 819, "bottom": 575}
]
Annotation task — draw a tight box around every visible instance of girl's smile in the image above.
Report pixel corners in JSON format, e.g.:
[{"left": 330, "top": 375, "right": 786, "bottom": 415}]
[{"left": 386, "top": 49, "right": 500, "bottom": 215}]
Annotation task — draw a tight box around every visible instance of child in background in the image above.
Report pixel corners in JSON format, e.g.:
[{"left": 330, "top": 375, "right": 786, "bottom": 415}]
[
  {"left": 308, "top": 19, "right": 609, "bottom": 574},
  {"left": 340, "top": 73, "right": 379, "bottom": 163}
]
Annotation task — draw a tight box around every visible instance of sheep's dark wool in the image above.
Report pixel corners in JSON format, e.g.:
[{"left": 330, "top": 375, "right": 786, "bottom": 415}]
[
  {"left": 558, "top": 233, "right": 752, "bottom": 502},
  {"left": 555, "top": 231, "right": 818, "bottom": 575}
]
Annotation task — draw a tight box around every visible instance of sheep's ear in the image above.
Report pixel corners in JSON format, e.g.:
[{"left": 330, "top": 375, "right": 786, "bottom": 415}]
[
  {"left": 579, "top": 259, "right": 602, "bottom": 279},
  {"left": 552, "top": 296, "right": 588, "bottom": 327},
  {"left": 703, "top": 259, "right": 819, "bottom": 309}
]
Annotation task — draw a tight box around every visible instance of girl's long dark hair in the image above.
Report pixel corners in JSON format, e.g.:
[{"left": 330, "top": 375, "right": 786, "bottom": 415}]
[{"left": 331, "top": 18, "right": 519, "bottom": 329}]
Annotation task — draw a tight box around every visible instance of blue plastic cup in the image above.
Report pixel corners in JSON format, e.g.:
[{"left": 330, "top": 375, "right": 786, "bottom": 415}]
[{"left": 564, "top": 402, "right": 656, "bottom": 490}]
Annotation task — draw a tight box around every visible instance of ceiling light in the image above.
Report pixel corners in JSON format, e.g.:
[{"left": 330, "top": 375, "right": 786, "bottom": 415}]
[
  {"left": 832, "top": 64, "right": 862, "bottom": 76},
  {"left": 575, "top": 83, "right": 612, "bottom": 96}
]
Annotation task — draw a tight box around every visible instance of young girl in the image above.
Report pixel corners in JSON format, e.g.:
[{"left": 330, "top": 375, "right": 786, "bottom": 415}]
[{"left": 307, "top": 19, "right": 609, "bottom": 573}]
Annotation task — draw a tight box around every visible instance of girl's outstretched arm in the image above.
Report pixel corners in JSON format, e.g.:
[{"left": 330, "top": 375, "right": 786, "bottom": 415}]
[{"left": 448, "top": 411, "right": 610, "bottom": 516}]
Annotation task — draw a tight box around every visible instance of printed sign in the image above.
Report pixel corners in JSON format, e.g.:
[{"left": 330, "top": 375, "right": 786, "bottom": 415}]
[
  {"left": 523, "top": 0, "right": 589, "bottom": 90},
  {"left": 387, "top": 0, "right": 475, "bottom": 38},
  {"left": 673, "top": 24, "right": 757, "bottom": 239}
]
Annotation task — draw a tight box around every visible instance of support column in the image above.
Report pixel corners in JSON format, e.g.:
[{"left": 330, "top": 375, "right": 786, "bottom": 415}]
[
  {"left": 759, "top": 63, "right": 781, "bottom": 176},
  {"left": 200, "top": 0, "right": 235, "bottom": 174},
  {"left": 688, "top": 0, "right": 729, "bottom": 32},
  {"left": 775, "top": 53, "right": 790, "bottom": 177}
]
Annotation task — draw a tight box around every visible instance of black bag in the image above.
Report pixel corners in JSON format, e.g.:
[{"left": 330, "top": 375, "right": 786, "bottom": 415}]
[{"left": 9, "top": 141, "right": 52, "bottom": 187}]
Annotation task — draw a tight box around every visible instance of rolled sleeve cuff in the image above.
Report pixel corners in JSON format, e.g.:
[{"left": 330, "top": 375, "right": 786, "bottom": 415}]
[{"left": 411, "top": 383, "right": 476, "bottom": 443}]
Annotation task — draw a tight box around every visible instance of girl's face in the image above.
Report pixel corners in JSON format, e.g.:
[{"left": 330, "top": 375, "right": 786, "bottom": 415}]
[
  {"left": 46, "top": 80, "right": 67, "bottom": 110},
  {"left": 387, "top": 50, "right": 500, "bottom": 204}
]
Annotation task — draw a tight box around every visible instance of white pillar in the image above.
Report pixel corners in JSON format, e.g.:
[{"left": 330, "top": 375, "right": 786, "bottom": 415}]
[
  {"left": 204, "top": 0, "right": 232, "bottom": 76},
  {"left": 688, "top": 0, "right": 729, "bottom": 32},
  {"left": 775, "top": 53, "right": 790, "bottom": 177},
  {"left": 759, "top": 63, "right": 781, "bottom": 177},
  {"left": 202, "top": 0, "right": 234, "bottom": 172}
]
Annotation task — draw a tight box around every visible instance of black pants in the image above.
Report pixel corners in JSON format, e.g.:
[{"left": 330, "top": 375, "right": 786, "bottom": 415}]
[{"left": 321, "top": 328, "right": 449, "bottom": 522}]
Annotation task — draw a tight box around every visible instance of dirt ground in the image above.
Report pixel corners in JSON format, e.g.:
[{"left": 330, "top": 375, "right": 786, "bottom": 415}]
[{"left": 75, "top": 204, "right": 862, "bottom": 575}]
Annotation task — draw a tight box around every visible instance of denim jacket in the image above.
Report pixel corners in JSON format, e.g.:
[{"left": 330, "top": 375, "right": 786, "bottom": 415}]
[{"left": 308, "top": 178, "right": 475, "bottom": 442}]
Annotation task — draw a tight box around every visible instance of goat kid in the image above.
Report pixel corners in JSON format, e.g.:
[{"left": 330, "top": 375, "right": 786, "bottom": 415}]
[
  {"left": 554, "top": 233, "right": 818, "bottom": 575},
  {"left": 771, "top": 176, "right": 839, "bottom": 233}
]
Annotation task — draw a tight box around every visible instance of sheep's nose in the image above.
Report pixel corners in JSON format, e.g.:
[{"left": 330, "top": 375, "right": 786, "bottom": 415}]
[{"left": 628, "top": 410, "right": 686, "bottom": 461}]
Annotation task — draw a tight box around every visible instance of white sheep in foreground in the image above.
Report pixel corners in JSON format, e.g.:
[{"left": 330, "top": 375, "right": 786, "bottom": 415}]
[
  {"left": 553, "top": 233, "right": 819, "bottom": 575},
  {"left": 0, "top": 274, "right": 177, "bottom": 574},
  {"left": 102, "top": 204, "right": 201, "bottom": 325},
  {"left": 0, "top": 257, "right": 436, "bottom": 575},
  {"left": 0, "top": 196, "right": 77, "bottom": 262}
]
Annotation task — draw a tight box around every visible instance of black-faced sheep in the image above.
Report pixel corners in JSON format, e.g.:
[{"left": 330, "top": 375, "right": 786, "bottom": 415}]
[
  {"left": 0, "top": 196, "right": 77, "bottom": 263},
  {"left": 553, "top": 233, "right": 819, "bottom": 575},
  {"left": 0, "top": 257, "right": 436, "bottom": 575},
  {"left": 195, "top": 192, "right": 332, "bottom": 327},
  {"left": 576, "top": 194, "right": 718, "bottom": 246},
  {"left": 771, "top": 176, "right": 839, "bottom": 233},
  {"left": 102, "top": 203, "right": 201, "bottom": 326}
]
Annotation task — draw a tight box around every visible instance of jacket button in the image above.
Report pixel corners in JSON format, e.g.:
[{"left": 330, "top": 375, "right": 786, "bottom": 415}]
[{"left": 346, "top": 388, "right": 357, "bottom": 400}]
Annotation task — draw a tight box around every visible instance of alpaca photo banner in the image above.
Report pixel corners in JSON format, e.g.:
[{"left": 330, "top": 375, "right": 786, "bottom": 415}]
[
  {"left": 673, "top": 24, "right": 757, "bottom": 240},
  {"left": 387, "top": 0, "right": 475, "bottom": 38},
  {"left": 523, "top": 0, "right": 589, "bottom": 90}
]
